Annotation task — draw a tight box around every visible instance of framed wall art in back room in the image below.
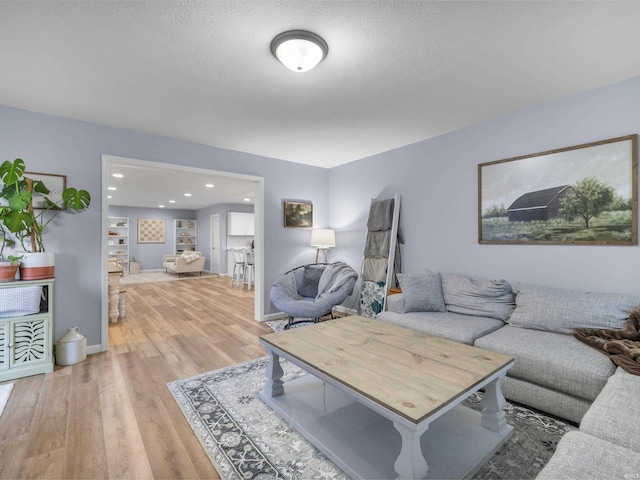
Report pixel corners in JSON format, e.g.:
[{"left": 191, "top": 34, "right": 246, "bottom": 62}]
[
  {"left": 137, "top": 218, "right": 165, "bottom": 243},
  {"left": 478, "top": 135, "right": 637, "bottom": 245}
]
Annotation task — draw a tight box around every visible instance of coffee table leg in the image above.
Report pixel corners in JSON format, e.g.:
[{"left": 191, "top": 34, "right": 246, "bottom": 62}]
[
  {"left": 481, "top": 377, "right": 509, "bottom": 433},
  {"left": 393, "top": 422, "right": 429, "bottom": 480},
  {"left": 263, "top": 349, "right": 284, "bottom": 397}
]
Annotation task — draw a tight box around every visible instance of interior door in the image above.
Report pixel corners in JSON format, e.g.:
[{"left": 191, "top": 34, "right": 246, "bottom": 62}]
[{"left": 210, "top": 214, "right": 221, "bottom": 274}]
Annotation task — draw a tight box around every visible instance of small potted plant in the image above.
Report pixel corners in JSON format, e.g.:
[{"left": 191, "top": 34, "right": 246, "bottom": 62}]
[
  {"left": 0, "top": 158, "right": 91, "bottom": 280},
  {"left": 0, "top": 224, "right": 23, "bottom": 282}
]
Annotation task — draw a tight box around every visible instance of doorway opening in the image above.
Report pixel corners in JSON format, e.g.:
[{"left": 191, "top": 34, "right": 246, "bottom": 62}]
[{"left": 100, "top": 155, "right": 264, "bottom": 352}]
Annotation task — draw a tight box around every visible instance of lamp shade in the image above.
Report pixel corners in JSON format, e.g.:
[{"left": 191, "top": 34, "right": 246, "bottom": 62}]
[
  {"left": 310, "top": 229, "right": 335, "bottom": 248},
  {"left": 271, "top": 30, "right": 328, "bottom": 72}
]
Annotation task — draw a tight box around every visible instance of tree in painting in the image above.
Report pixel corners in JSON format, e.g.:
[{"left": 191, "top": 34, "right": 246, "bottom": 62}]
[{"left": 560, "top": 177, "right": 614, "bottom": 229}]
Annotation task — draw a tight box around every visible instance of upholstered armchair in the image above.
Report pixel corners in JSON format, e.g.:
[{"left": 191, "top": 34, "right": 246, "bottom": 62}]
[{"left": 162, "top": 251, "right": 205, "bottom": 276}]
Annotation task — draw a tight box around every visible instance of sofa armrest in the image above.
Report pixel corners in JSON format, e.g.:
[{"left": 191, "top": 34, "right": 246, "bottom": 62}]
[
  {"left": 386, "top": 293, "right": 406, "bottom": 313},
  {"left": 163, "top": 255, "right": 180, "bottom": 263}
]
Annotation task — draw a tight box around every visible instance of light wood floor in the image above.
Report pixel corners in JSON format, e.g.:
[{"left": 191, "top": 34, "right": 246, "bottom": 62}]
[{"left": 0, "top": 275, "right": 275, "bottom": 479}]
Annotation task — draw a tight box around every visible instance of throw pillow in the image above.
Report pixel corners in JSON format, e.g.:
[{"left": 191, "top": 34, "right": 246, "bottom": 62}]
[
  {"left": 181, "top": 252, "right": 200, "bottom": 264},
  {"left": 510, "top": 284, "right": 640, "bottom": 335},
  {"left": 441, "top": 273, "right": 515, "bottom": 322},
  {"left": 297, "top": 265, "right": 324, "bottom": 298},
  {"left": 397, "top": 272, "right": 446, "bottom": 313}
]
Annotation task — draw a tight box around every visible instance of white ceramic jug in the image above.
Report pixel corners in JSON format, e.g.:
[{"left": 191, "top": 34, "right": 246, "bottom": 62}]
[{"left": 56, "top": 327, "right": 87, "bottom": 365}]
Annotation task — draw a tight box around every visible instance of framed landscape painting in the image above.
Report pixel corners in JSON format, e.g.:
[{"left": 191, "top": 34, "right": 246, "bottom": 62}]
[
  {"left": 283, "top": 201, "right": 313, "bottom": 228},
  {"left": 478, "top": 135, "right": 638, "bottom": 245}
]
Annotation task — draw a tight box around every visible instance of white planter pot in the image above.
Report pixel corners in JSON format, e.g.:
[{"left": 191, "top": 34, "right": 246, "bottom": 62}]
[{"left": 19, "top": 252, "right": 55, "bottom": 280}]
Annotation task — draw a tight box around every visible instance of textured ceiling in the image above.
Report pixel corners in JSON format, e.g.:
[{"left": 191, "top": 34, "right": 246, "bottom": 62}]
[{"left": 2, "top": 1, "right": 640, "bottom": 168}]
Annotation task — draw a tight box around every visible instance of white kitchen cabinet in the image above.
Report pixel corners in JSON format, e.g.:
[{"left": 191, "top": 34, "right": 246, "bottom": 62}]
[{"left": 227, "top": 212, "right": 255, "bottom": 236}]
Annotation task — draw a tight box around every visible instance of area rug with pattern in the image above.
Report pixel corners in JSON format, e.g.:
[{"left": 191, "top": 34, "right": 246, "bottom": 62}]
[
  {"left": 0, "top": 383, "right": 13, "bottom": 417},
  {"left": 167, "top": 357, "right": 576, "bottom": 480},
  {"left": 120, "top": 270, "right": 217, "bottom": 285},
  {"left": 264, "top": 319, "right": 313, "bottom": 332}
]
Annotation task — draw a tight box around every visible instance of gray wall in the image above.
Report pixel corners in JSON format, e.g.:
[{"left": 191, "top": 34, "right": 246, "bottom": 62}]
[
  {"left": 0, "top": 105, "right": 328, "bottom": 346},
  {"left": 4, "top": 74, "right": 640, "bottom": 348},
  {"left": 197, "top": 203, "right": 254, "bottom": 273},
  {"left": 108, "top": 206, "right": 196, "bottom": 269},
  {"left": 329, "top": 75, "right": 640, "bottom": 298}
]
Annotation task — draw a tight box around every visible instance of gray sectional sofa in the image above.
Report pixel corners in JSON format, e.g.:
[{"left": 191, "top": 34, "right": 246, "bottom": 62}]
[
  {"left": 377, "top": 272, "right": 640, "bottom": 424},
  {"left": 537, "top": 367, "right": 640, "bottom": 479}
]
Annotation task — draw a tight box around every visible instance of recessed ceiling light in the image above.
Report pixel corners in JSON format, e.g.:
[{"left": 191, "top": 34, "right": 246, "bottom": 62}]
[
  {"left": 244, "top": 198, "right": 251, "bottom": 202},
  {"left": 108, "top": 186, "right": 117, "bottom": 191},
  {"left": 184, "top": 193, "right": 192, "bottom": 197},
  {"left": 159, "top": 205, "right": 165, "bottom": 208},
  {"left": 107, "top": 195, "right": 112, "bottom": 199},
  {"left": 169, "top": 200, "right": 176, "bottom": 203},
  {"left": 205, "top": 183, "right": 214, "bottom": 188},
  {"left": 112, "top": 173, "right": 124, "bottom": 178}
]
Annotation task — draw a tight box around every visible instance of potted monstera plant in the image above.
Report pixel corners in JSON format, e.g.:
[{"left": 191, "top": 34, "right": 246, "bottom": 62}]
[{"left": 0, "top": 158, "right": 91, "bottom": 280}]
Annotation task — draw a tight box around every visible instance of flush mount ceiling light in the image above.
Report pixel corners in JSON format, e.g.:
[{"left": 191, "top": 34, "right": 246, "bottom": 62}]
[{"left": 270, "top": 30, "right": 328, "bottom": 72}]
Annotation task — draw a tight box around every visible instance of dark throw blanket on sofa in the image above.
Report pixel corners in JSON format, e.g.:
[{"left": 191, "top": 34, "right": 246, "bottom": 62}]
[{"left": 574, "top": 310, "right": 640, "bottom": 376}]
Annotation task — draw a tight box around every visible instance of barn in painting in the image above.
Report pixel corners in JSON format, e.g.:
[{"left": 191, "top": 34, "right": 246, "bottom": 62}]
[{"left": 507, "top": 185, "right": 573, "bottom": 222}]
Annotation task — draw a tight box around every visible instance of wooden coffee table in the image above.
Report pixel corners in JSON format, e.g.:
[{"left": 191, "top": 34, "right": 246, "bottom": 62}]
[{"left": 259, "top": 315, "right": 514, "bottom": 480}]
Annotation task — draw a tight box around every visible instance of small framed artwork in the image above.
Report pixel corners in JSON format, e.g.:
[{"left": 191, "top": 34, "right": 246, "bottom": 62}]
[
  {"left": 478, "top": 134, "right": 638, "bottom": 245},
  {"left": 137, "top": 218, "right": 166, "bottom": 243},
  {"left": 283, "top": 201, "right": 313, "bottom": 228},
  {"left": 25, "top": 172, "right": 67, "bottom": 210}
]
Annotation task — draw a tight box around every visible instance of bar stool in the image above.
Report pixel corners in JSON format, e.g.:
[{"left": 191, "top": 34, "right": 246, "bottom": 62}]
[
  {"left": 243, "top": 248, "right": 255, "bottom": 290},
  {"left": 231, "top": 248, "right": 245, "bottom": 286}
]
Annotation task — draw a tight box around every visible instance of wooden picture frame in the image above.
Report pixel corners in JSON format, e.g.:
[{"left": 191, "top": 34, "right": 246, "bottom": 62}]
[
  {"left": 478, "top": 135, "right": 638, "bottom": 245},
  {"left": 137, "top": 218, "right": 165, "bottom": 243},
  {"left": 25, "top": 172, "right": 67, "bottom": 210},
  {"left": 283, "top": 201, "right": 313, "bottom": 228}
]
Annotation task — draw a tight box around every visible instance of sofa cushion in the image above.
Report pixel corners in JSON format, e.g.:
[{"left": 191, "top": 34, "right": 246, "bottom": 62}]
[
  {"left": 474, "top": 325, "right": 615, "bottom": 401},
  {"left": 441, "top": 273, "right": 515, "bottom": 322},
  {"left": 536, "top": 431, "right": 640, "bottom": 480},
  {"left": 509, "top": 284, "right": 640, "bottom": 335},
  {"left": 386, "top": 293, "right": 405, "bottom": 313},
  {"left": 580, "top": 368, "right": 640, "bottom": 453},
  {"left": 397, "top": 272, "right": 446, "bottom": 313},
  {"left": 375, "top": 311, "right": 504, "bottom": 345},
  {"left": 499, "top": 375, "right": 590, "bottom": 424}
]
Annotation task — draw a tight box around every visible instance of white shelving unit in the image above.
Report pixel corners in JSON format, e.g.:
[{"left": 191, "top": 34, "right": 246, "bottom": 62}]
[
  {"left": 174, "top": 219, "right": 197, "bottom": 254},
  {"left": 107, "top": 216, "right": 129, "bottom": 272},
  {"left": 0, "top": 278, "right": 55, "bottom": 381}
]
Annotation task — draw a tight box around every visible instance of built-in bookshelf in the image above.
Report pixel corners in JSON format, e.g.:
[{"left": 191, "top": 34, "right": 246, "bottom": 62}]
[
  {"left": 107, "top": 216, "right": 129, "bottom": 272},
  {"left": 174, "top": 219, "right": 197, "bottom": 254}
]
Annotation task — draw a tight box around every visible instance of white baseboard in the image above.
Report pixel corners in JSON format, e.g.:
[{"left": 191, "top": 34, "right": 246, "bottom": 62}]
[
  {"left": 335, "top": 305, "right": 358, "bottom": 316},
  {"left": 87, "top": 344, "right": 103, "bottom": 355}
]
